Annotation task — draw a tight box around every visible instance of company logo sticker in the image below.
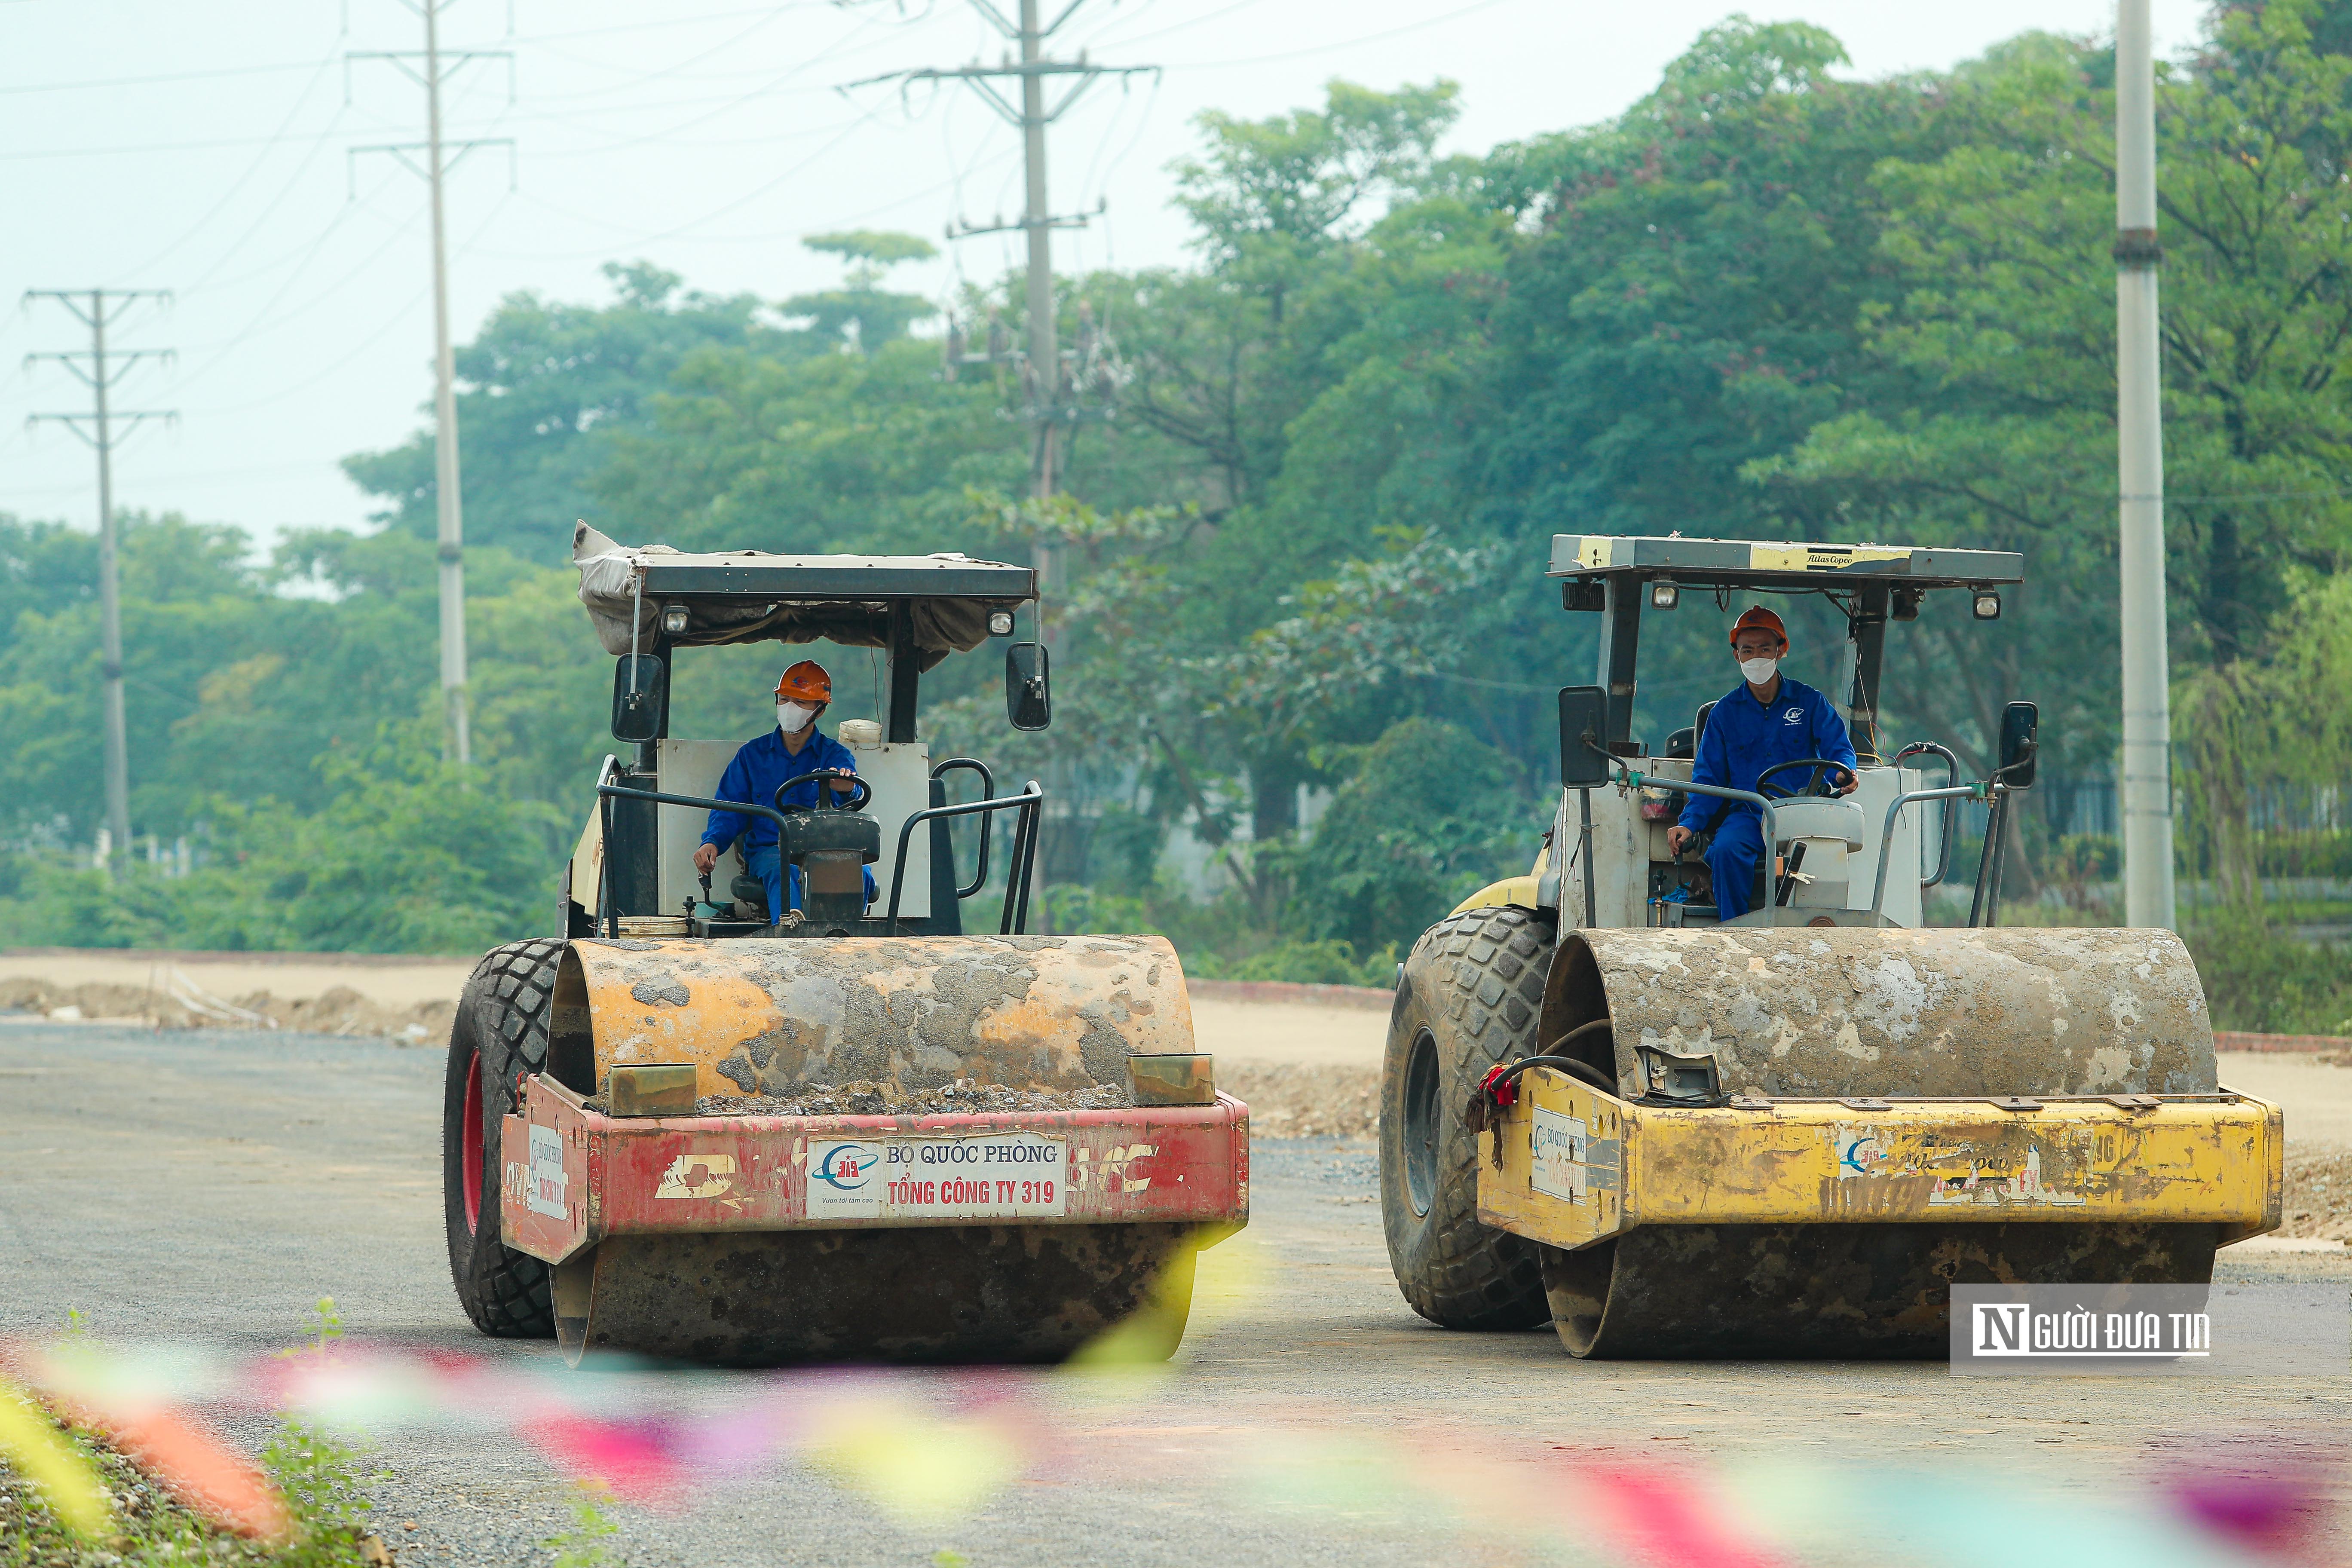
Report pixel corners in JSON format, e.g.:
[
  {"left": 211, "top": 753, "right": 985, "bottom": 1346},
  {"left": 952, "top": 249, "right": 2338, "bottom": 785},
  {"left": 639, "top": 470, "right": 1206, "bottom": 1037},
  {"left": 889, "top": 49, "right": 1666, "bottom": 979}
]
[
  {"left": 1783, "top": 707, "right": 1804, "bottom": 723},
  {"left": 813, "top": 1141, "right": 880, "bottom": 1191},
  {"left": 527, "top": 1123, "right": 567, "bottom": 1219},
  {"left": 810, "top": 1134, "right": 1065, "bottom": 1218}
]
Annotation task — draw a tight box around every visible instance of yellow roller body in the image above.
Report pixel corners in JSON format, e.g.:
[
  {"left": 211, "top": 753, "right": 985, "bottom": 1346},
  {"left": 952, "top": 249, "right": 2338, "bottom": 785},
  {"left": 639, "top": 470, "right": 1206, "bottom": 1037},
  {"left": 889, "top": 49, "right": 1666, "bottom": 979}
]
[
  {"left": 1477, "top": 1072, "right": 2285, "bottom": 1246},
  {"left": 1486, "top": 925, "right": 2271, "bottom": 1357}
]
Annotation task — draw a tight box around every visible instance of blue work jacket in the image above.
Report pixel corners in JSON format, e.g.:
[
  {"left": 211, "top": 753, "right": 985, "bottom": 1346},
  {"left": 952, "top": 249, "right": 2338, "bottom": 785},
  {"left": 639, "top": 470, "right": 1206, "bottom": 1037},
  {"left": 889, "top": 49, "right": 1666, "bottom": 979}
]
[
  {"left": 1677, "top": 675, "right": 1858, "bottom": 834},
  {"left": 700, "top": 727, "right": 861, "bottom": 854}
]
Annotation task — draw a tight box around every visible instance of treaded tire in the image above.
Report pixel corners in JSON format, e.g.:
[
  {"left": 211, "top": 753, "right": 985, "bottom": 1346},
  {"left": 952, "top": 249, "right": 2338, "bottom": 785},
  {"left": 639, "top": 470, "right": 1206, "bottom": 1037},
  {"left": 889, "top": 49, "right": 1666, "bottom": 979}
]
[
  {"left": 441, "top": 938, "right": 561, "bottom": 1338},
  {"left": 1378, "top": 905, "right": 1553, "bottom": 1330}
]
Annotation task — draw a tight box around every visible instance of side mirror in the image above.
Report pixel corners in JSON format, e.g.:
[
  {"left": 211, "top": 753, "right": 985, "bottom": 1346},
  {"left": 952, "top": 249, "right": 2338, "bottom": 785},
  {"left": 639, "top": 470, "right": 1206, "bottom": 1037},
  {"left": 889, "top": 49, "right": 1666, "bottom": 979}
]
[
  {"left": 1996, "top": 700, "right": 2038, "bottom": 790},
  {"left": 1559, "top": 686, "right": 1613, "bottom": 789},
  {"left": 1005, "top": 642, "right": 1051, "bottom": 731},
  {"left": 611, "top": 654, "right": 666, "bottom": 744}
]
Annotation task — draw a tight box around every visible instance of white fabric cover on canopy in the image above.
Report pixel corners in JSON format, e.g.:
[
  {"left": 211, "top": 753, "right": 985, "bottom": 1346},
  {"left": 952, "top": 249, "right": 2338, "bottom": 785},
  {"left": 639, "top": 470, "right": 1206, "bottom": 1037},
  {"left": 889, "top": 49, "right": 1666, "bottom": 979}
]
[{"left": 571, "top": 521, "right": 1024, "bottom": 671}]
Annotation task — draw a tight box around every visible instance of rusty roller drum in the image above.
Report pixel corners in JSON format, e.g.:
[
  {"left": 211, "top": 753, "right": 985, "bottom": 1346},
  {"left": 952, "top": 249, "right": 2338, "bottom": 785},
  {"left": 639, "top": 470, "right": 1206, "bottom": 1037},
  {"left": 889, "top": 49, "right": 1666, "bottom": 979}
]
[
  {"left": 553, "top": 1226, "right": 1198, "bottom": 1366},
  {"left": 1535, "top": 927, "right": 2220, "bottom": 1357},
  {"left": 543, "top": 934, "right": 1204, "bottom": 1364}
]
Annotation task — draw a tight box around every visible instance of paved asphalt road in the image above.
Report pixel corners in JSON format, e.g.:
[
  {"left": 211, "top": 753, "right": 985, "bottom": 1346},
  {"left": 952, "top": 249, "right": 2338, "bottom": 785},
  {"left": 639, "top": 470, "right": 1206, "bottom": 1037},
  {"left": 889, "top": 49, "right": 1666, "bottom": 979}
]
[{"left": 3, "top": 1023, "right": 2347, "bottom": 1567}]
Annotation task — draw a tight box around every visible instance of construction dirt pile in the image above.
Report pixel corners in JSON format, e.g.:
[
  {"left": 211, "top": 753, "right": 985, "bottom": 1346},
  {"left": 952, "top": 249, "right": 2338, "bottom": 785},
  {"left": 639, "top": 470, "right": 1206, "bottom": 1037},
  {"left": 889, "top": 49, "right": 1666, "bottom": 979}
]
[
  {"left": 2282, "top": 1146, "right": 2352, "bottom": 1243},
  {"left": 0, "top": 977, "right": 453, "bottom": 1045},
  {"left": 693, "top": 1081, "right": 1134, "bottom": 1117},
  {"left": 1224, "top": 1062, "right": 1378, "bottom": 1142}
]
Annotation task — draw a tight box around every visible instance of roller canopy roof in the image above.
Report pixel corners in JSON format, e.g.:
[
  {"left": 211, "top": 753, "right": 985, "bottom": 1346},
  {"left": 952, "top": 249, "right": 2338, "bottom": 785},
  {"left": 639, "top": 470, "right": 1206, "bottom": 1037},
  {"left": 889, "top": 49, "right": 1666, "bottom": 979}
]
[
  {"left": 1549, "top": 534, "right": 2024, "bottom": 587},
  {"left": 572, "top": 521, "right": 1036, "bottom": 669}
]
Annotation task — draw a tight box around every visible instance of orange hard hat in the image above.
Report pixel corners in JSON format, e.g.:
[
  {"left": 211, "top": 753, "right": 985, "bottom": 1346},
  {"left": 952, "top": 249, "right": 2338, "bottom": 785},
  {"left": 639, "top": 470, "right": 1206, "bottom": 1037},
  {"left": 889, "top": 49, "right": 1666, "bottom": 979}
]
[
  {"left": 773, "top": 659, "right": 832, "bottom": 703},
  {"left": 1729, "top": 606, "right": 1788, "bottom": 648}
]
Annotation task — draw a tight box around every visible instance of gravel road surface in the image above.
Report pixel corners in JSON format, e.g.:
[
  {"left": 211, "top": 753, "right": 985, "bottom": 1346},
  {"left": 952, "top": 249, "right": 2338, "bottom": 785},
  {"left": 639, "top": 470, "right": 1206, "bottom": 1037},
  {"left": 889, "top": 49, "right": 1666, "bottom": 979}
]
[{"left": 2, "top": 1023, "right": 2346, "bottom": 1566}]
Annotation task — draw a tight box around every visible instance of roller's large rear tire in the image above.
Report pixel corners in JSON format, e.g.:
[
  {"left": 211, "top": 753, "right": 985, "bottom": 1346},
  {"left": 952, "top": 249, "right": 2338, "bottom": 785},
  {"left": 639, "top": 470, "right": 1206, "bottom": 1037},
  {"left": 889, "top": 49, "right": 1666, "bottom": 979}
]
[
  {"left": 441, "top": 939, "right": 561, "bottom": 1338},
  {"left": 1379, "top": 905, "right": 1553, "bottom": 1330}
]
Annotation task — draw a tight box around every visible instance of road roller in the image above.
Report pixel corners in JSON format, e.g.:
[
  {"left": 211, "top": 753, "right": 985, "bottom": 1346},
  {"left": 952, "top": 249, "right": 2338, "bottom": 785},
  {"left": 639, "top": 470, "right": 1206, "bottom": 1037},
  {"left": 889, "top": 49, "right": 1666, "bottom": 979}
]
[
  {"left": 1379, "top": 535, "right": 2282, "bottom": 1357},
  {"left": 442, "top": 525, "right": 1245, "bottom": 1365}
]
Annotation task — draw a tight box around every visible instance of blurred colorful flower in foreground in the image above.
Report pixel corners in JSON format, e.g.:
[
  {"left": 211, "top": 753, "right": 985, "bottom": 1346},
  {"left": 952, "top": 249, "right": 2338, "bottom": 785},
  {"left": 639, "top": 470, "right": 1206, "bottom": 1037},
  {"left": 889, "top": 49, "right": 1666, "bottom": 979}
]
[
  {"left": 5, "top": 1343, "right": 288, "bottom": 1540},
  {"left": 3, "top": 1277, "right": 2338, "bottom": 1566},
  {"left": 0, "top": 1378, "right": 113, "bottom": 1539}
]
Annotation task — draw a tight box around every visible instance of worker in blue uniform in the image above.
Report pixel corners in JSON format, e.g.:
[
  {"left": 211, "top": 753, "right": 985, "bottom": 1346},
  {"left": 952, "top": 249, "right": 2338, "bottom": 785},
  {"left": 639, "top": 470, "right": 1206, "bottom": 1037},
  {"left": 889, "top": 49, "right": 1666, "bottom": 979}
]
[
  {"left": 1666, "top": 606, "right": 1859, "bottom": 920},
  {"left": 692, "top": 659, "right": 868, "bottom": 923}
]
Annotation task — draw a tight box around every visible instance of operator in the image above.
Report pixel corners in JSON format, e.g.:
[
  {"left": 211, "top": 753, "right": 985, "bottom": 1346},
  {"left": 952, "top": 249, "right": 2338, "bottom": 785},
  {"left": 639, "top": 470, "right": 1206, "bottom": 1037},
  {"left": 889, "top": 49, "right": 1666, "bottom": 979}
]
[
  {"left": 1665, "top": 606, "right": 1858, "bottom": 921},
  {"left": 692, "top": 659, "right": 866, "bottom": 923}
]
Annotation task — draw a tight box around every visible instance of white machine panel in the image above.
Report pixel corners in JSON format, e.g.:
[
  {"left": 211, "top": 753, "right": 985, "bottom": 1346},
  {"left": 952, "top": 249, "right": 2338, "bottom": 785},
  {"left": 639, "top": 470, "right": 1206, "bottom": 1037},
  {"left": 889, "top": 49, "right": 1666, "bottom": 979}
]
[
  {"left": 654, "top": 740, "right": 741, "bottom": 917},
  {"left": 1559, "top": 761, "right": 1933, "bottom": 928},
  {"left": 839, "top": 738, "right": 931, "bottom": 920}
]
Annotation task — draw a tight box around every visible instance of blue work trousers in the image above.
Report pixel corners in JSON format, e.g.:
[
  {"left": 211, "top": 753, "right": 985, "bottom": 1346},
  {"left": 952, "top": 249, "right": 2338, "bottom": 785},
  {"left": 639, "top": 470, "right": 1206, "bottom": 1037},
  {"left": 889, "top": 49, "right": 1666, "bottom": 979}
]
[
  {"left": 741, "top": 843, "right": 875, "bottom": 924},
  {"left": 1707, "top": 812, "right": 1767, "bottom": 922}
]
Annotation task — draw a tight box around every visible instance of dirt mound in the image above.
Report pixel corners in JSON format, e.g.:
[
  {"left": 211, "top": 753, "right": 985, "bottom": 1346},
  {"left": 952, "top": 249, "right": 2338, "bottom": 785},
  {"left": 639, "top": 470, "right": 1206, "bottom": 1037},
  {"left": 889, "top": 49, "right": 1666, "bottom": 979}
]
[
  {"left": 0, "top": 975, "right": 453, "bottom": 1046},
  {"left": 689, "top": 1081, "right": 1135, "bottom": 1118},
  {"left": 1225, "top": 1062, "right": 1378, "bottom": 1142},
  {"left": 2281, "top": 1146, "right": 2352, "bottom": 1243}
]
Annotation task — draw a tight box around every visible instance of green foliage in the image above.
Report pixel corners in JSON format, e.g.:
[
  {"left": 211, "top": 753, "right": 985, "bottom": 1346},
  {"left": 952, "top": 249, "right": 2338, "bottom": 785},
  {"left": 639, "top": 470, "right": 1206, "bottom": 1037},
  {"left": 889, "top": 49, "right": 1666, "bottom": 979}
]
[
  {"left": 1176, "top": 77, "right": 1464, "bottom": 261},
  {"left": 1201, "top": 938, "right": 1398, "bottom": 988},
  {"left": 340, "top": 261, "right": 792, "bottom": 558},
  {"left": 545, "top": 1482, "right": 622, "bottom": 1568},
  {"left": 1272, "top": 717, "right": 1541, "bottom": 956},
  {"left": 0, "top": 1413, "right": 381, "bottom": 1566},
  {"left": 591, "top": 337, "right": 1016, "bottom": 554},
  {"left": 0, "top": 752, "right": 565, "bottom": 956},
  {"left": 9, "top": 19, "right": 2352, "bottom": 995},
  {"left": 2183, "top": 906, "right": 2352, "bottom": 1035},
  {"left": 258, "top": 1422, "right": 378, "bottom": 1564},
  {"left": 785, "top": 230, "right": 939, "bottom": 352},
  {"left": 2176, "top": 570, "right": 2352, "bottom": 905}
]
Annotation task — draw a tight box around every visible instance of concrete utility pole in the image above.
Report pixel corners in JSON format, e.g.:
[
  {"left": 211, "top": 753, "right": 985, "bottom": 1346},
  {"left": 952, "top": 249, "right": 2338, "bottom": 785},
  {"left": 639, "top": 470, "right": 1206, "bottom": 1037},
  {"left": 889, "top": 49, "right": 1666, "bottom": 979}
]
[
  {"left": 873, "top": 0, "right": 1154, "bottom": 508},
  {"left": 2115, "top": 0, "right": 2176, "bottom": 929},
  {"left": 351, "top": 0, "right": 513, "bottom": 765},
  {"left": 24, "top": 288, "right": 175, "bottom": 871},
  {"left": 1018, "top": 0, "right": 1060, "bottom": 502}
]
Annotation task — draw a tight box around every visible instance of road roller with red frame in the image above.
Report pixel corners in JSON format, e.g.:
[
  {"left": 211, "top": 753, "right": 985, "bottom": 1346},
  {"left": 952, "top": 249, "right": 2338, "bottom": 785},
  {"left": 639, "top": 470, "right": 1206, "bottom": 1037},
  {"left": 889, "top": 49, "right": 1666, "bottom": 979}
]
[{"left": 442, "top": 528, "right": 1246, "bottom": 1364}]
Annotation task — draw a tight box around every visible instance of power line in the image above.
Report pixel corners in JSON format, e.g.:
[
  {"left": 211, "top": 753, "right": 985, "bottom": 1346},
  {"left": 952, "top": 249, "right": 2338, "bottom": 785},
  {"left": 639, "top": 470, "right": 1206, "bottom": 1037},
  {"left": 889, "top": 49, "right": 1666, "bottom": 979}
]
[
  {"left": 466, "top": 95, "right": 903, "bottom": 260},
  {"left": 852, "top": 0, "right": 1156, "bottom": 503},
  {"left": 0, "top": 4, "right": 840, "bottom": 97},
  {"left": 0, "top": 61, "right": 322, "bottom": 96},
  {"left": 104, "top": 50, "right": 348, "bottom": 287},
  {"left": 170, "top": 178, "right": 420, "bottom": 380},
  {"left": 1163, "top": 0, "right": 1517, "bottom": 69}
]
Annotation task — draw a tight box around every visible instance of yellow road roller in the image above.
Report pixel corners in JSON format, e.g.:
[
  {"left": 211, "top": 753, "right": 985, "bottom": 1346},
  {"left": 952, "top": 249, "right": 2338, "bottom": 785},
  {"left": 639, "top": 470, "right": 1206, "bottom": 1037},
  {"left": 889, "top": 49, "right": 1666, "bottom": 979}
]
[
  {"left": 442, "top": 525, "right": 1244, "bottom": 1365},
  {"left": 1379, "top": 535, "right": 2281, "bottom": 1356}
]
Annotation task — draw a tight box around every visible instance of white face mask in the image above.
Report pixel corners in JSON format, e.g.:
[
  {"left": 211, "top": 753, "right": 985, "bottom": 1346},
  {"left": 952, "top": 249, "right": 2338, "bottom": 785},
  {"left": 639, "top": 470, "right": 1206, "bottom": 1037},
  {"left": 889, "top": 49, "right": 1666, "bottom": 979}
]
[
  {"left": 1738, "top": 655, "right": 1779, "bottom": 686},
  {"left": 777, "top": 701, "right": 817, "bottom": 733}
]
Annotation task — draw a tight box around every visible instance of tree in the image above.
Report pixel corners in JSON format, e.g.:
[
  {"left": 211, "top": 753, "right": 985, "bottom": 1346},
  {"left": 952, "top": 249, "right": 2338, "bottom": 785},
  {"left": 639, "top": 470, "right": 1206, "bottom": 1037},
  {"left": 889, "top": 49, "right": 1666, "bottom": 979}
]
[
  {"left": 1275, "top": 716, "right": 1539, "bottom": 956},
  {"left": 342, "top": 261, "right": 787, "bottom": 560},
  {"left": 1752, "top": 3, "right": 2352, "bottom": 891},
  {"left": 784, "top": 230, "right": 939, "bottom": 353}
]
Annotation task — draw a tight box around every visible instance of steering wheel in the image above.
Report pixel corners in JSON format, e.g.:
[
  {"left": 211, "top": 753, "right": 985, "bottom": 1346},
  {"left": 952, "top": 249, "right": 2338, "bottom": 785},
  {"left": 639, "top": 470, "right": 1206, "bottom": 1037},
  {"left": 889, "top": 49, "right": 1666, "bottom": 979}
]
[
  {"left": 1755, "top": 757, "right": 1853, "bottom": 800},
  {"left": 775, "top": 769, "right": 872, "bottom": 814}
]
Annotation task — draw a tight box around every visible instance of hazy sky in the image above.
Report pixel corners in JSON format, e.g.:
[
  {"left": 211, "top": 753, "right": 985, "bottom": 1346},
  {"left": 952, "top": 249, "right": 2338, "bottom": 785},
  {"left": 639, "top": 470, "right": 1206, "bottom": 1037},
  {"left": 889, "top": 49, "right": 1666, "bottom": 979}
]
[{"left": 2, "top": 0, "right": 2207, "bottom": 548}]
